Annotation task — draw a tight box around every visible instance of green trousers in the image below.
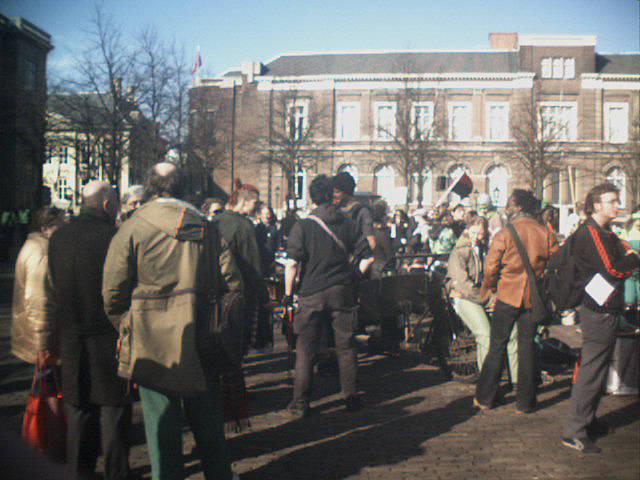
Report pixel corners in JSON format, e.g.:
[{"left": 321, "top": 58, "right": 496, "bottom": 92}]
[
  {"left": 139, "top": 382, "right": 232, "bottom": 480},
  {"left": 454, "top": 298, "right": 519, "bottom": 383}
]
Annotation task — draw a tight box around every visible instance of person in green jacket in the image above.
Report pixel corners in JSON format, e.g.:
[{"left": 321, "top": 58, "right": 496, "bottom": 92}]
[{"left": 215, "top": 180, "right": 270, "bottom": 353}]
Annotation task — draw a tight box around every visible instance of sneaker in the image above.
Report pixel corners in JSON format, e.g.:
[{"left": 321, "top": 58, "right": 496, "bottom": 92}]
[
  {"left": 286, "top": 400, "right": 310, "bottom": 418},
  {"left": 472, "top": 398, "right": 491, "bottom": 411},
  {"left": 344, "top": 395, "right": 363, "bottom": 412},
  {"left": 561, "top": 437, "right": 602, "bottom": 455},
  {"left": 586, "top": 420, "right": 611, "bottom": 438}
]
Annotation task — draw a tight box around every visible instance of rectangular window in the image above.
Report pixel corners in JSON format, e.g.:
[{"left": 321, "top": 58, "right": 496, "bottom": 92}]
[
  {"left": 541, "top": 58, "right": 552, "bottom": 78},
  {"left": 287, "top": 101, "right": 308, "bottom": 141},
  {"left": 563, "top": 58, "right": 575, "bottom": 79},
  {"left": 448, "top": 102, "right": 472, "bottom": 141},
  {"left": 605, "top": 102, "right": 629, "bottom": 143},
  {"left": 485, "top": 102, "right": 509, "bottom": 141},
  {"left": 540, "top": 102, "right": 577, "bottom": 141},
  {"left": 336, "top": 102, "right": 360, "bottom": 141},
  {"left": 60, "top": 147, "right": 69, "bottom": 164},
  {"left": 552, "top": 58, "right": 564, "bottom": 79},
  {"left": 412, "top": 102, "right": 434, "bottom": 140},
  {"left": 374, "top": 102, "right": 397, "bottom": 141},
  {"left": 24, "top": 58, "right": 37, "bottom": 91}
]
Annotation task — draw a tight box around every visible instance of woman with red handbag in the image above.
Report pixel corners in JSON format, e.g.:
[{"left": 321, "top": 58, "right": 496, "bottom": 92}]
[{"left": 11, "top": 207, "right": 66, "bottom": 459}]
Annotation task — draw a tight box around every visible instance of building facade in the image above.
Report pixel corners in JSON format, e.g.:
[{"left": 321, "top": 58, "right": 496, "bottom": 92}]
[
  {"left": 189, "top": 33, "right": 640, "bottom": 219},
  {"left": 44, "top": 93, "right": 162, "bottom": 210},
  {"left": 0, "top": 15, "right": 53, "bottom": 212}
]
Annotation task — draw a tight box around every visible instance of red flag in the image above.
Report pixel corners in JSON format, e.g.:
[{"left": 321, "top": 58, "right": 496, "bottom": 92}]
[
  {"left": 191, "top": 49, "right": 202, "bottom": 76},
  {"left": 451, "top": 172, "right": 473, "bottom": 198}
]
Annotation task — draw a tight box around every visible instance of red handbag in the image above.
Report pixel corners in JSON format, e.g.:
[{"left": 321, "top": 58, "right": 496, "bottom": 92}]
[{"left": 21, "top": 364, "right": 66, "bottom": 461}]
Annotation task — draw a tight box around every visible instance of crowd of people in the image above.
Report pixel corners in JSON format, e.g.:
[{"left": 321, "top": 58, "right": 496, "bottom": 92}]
[{"left": 9, "top": 162, "right": 640, "bottom": 478}]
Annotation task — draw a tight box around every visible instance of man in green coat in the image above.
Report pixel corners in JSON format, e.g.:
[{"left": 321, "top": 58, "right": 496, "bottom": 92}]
[{"left": 103, "top": 163, "right": 239, "bottom": 480}]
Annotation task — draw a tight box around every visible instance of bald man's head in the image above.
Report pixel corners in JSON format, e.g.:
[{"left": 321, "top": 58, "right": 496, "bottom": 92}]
[
  {"left": 82, "top": 181, "right": 119, "bottom": 222},
  {"left": 145, "top": 162, "right": 184, "bottom": 200}
]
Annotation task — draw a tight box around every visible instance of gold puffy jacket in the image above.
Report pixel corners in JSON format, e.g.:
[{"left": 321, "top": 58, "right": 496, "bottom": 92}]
[{"left": 11, "top": 232, "right": 56, "bottom": 363}]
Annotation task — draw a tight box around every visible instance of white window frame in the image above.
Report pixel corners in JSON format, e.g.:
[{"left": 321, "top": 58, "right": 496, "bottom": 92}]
[
  {"left": 606, "top": 167, "right": 626, "bottom": 209},
  {"left": 336, "top": 101, "right": 361, "bottom": 141},
  {"left": 448, "top": 101, "right": 472, "bottom": 141},
  {"left": 485, "top": 102, "right": 510, "bottom": 141},
  {"left": 552, "top": 58, "right": 564, "bottom": 79},
  {"left": 604, "top": 102, "right": 629, "bottom": 144},
  {"left": 412, "top": 102, "right": 434, "bottom": 140},
  {"left": 486, "top": 164, "right": 509, "bottom": 208},
  {"left": 540, "top": 101, "right": 578, "bottom": 142},
  {"left": 374, "top": 165, "right": 396, "bottom": 196},
  {"left": 286, "top": 99, "right": 309, "bottom": 141},
  {"left": 541, "top": 58, "right": 552, "bottom": 79},
  {"left": 563, "top": 58, "right": 575, "bottom": 79},
  {"left": 374, "top": 102, "right": 397, "bottom": 141}
]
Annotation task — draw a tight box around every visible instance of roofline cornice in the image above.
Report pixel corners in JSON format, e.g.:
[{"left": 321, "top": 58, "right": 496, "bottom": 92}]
[
  {"left": 257, "top": 72, "right": 536, "bottom": 83},
  {"left": 582, "top": 73, "right": 640, "bottom": 80}
]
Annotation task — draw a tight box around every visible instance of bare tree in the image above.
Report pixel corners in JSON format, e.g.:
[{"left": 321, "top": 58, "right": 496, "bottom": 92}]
[
  {"left": 259, "top": 90, "right": 328, "bottom": 210},
  {"left": 615, "top": 117, "right": 640, "bottom": 206},
  {"left": 510, "top": 83, "right": 574, "bottom": 198},
  {"left": 186, "top": 89, "right": 234, "bottom": 195},
  {"left": 134, "top": 27, "right": 172, "bottom": 163},
  {"left": 378, "top": 76, "right": 447, "bottom": 207}
]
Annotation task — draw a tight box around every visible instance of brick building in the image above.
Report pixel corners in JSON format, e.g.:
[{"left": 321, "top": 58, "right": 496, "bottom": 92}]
[
  {"left": 189, "top": 33, "right": 640, "bottom": 220},
  {"left": 0, "top": 15, "right": 52, "bottom": 212}
]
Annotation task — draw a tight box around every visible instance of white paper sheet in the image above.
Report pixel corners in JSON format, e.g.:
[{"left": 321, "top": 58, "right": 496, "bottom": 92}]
[{"left": 585, "top": 273, "right": 615, "bottom": 306}]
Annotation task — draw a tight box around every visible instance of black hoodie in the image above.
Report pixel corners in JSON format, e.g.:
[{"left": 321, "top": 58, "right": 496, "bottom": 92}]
[{"left": 287, "top": 204, "right": 358, "bottom": 296}]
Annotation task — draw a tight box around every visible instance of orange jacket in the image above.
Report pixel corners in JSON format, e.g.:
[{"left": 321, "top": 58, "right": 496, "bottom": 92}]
[{"left": 481, "top": 215, "right": 559, "bottom": 309}]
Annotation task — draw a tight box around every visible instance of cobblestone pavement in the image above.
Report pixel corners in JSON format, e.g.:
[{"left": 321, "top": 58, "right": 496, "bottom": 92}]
[{"left": 1, "top": 300, "right": 638, "bottom": 479}]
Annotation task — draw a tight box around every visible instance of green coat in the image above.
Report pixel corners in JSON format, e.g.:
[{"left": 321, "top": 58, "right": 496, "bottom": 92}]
[
  {"left": 102, "top": 198, "right": 240, "bottom": 395},
  {"left": 216, "top": 210, "right": 269, "bottom": 305}
]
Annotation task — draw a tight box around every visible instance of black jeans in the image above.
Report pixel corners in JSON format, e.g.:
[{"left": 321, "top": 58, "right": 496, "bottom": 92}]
[
  {"left": 64, "top": 403, "right": 132, "bottom": 480},
  {"left": 292, "top": 284, "right": 358, "bottom": 405},
  {"left": 476, "top": 300, "right": 538, "bottom": 411}
]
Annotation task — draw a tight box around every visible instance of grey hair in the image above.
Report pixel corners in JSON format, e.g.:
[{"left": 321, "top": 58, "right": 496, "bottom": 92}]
[{"left": 121, "top": 185, "right": 144, "bottom": 204}]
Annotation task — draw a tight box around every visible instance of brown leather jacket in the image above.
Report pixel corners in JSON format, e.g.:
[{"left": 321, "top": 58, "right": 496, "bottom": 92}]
[{"left": 481, "top": 214, "right": 559, "bottom": 309}]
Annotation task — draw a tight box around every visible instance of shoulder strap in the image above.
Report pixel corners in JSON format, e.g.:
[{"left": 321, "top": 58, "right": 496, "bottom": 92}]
[
  {"left": 306, "top": 215, "right": 348, "bottom": 255},
  {"left": 506, "top": 223, "right": 538, "bottom": 287}
]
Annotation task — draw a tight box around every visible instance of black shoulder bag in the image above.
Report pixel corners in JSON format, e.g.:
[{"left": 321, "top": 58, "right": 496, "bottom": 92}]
[{"left": 506, "top": 224, "right": 553, "bottom": 325}]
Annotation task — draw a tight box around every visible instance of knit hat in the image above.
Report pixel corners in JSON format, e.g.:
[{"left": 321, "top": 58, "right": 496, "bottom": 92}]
[{"left": 332, "top": 172, "right": 356, "bottom": 196}]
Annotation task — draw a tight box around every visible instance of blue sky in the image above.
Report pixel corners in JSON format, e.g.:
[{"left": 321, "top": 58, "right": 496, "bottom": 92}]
[{"left": 2, "top": 0, "right": 639, "bottom": 77}]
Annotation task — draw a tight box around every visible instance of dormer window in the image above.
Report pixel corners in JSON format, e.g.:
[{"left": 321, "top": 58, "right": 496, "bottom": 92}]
[{"left": 541, "top": 57, "right": 575, "bottom": 79}]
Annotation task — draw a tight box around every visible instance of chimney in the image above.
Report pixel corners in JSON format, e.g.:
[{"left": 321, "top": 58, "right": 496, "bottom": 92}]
[
  {"left": 240, "top": 61, "right": 263, "bottom": 83},
  {"left": 489, "top": 33, "right": 518, "bottom": 50}
]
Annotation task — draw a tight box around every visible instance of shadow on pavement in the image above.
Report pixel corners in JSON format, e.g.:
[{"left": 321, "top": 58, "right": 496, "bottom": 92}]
[{"left": 238, "top": 395, "right": 476, "bottom": 480}]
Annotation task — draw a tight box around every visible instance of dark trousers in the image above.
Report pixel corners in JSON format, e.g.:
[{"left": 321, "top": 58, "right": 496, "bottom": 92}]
[
  {"left": 476, "top": 300, "right": 538, "bottom": 411},
  {"left": 293, "top": 284, "right": 358, "bottom": 404},
  {"left": 563, "top": 307, "right": 618, "bottom": 439},
  {"left": 64, "top": 402, "right": 131, "bottom": 480}
]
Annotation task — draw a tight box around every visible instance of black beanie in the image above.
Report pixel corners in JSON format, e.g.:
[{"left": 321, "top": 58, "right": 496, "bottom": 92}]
[{"left": 332, "top": 172, "right": 356, "bottom": 196}]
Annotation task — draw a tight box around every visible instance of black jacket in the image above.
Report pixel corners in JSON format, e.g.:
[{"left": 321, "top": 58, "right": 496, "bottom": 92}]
[
  {"left": 48, "top": 209, "right": 130, "bottom": 406},
  {"left": 574, "top": 217, "right": 639, "bottom": 314},
  {"left": 287, "top": 204, "right": 360, "bottom": 296}
]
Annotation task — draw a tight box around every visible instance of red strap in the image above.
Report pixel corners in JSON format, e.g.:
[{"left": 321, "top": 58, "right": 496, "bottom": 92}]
[{"left": 586, "top": 225, "right": 627, "bottom": 280}]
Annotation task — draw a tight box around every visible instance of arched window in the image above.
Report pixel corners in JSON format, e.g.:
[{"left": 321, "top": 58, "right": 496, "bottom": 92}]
[
  {"left": 411, "top": 171, "right": 432, "bottom": 206},
  {"left": 374, "top": 165, "right": 395, "bottom": 197},
  {"left": 337, "top": 164, "right": 359, "bottom": 188},
  {"left": 448, "top": 164, "right": 469, "bottom": 204},
  {"left": 606, "top": 167, "right": 626, "bottom": 208},
  {"left": 486, "top": 164, "right": 509, "bottom": 208}
]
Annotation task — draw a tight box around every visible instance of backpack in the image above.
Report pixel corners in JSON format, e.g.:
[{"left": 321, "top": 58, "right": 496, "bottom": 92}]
[{"left": 543, "top": 231, "right": 583, "bottom": 312}]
